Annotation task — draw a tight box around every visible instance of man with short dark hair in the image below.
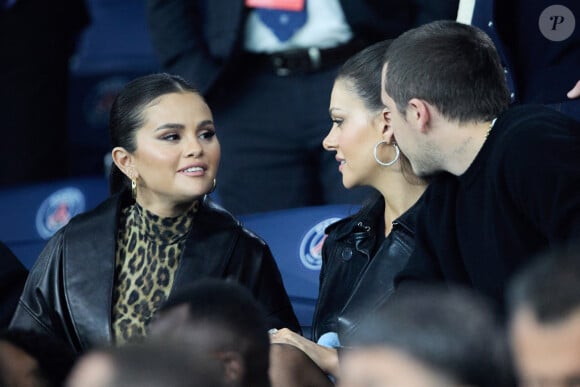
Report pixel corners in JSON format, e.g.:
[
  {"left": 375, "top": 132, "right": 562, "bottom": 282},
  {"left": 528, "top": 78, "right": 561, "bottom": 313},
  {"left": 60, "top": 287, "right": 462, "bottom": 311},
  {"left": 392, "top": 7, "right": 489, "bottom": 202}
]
[
  {"left": 507, "top": 245, "right": 580, "bottom": 387},
  {"left": 380, "top": 20, "right": 580, "bottom": 312},
  {"left": 148, "top": 278, "right": 271, "bottom": 387}
]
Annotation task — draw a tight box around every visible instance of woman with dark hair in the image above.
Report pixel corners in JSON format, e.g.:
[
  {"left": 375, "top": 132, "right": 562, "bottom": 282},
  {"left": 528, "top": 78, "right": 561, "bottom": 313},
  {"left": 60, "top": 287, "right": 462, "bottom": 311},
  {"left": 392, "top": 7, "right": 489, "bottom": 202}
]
[
  {"left": 10, "top": 73, "right": 300, "bottom": 353},
  {"left": 268, "top": 40, "right": 428, "bottom": 386}
]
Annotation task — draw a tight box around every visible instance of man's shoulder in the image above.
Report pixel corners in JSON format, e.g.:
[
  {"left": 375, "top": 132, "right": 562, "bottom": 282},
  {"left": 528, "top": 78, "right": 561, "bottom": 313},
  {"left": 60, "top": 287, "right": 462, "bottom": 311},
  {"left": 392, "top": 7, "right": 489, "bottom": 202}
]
[
  {"left": 498, "top": 105, "right": 579, "bottom": 136},
  {"left": 491, "top": 105, "right": 580, "bottom": 160}
]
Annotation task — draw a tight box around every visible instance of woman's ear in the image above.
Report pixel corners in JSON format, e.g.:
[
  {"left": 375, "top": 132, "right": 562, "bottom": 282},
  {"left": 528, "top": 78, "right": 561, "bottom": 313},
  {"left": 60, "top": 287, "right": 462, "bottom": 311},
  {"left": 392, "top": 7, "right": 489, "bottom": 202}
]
[
  {"left": 380, "top": 107, "right": 396, "bottom": 143},
  {"left": 111, "top": 147, "right": 136, "bottom": 179}
]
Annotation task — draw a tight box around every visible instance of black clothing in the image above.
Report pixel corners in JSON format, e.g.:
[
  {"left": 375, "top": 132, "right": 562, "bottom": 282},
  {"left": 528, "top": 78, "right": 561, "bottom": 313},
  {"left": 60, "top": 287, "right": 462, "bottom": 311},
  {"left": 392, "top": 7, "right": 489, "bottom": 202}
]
[
  {"left": 9, "top": 191, "right": 300, "bottom": 353},
  {"left": 0, "top": 242, "right": 28, "bottom": 329},
  {"left": 472, "top": 0, "right": 579, "bottom": 106},
  {"left": 312, "top": 194, "right": 421, "bottom": 342},
  {"left": 396, "top": 105, "right": 580, "bottom": 312}
]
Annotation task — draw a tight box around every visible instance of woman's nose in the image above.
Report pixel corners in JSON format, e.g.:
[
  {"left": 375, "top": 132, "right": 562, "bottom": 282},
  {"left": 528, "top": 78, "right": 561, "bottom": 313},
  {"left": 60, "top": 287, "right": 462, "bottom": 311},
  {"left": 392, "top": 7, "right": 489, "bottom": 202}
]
[
  {"left": 322, "top": 127, "right": 338, "bottom": 151},
  {"left": 185, "top": 137, "right": 203, "bottom": 157}
]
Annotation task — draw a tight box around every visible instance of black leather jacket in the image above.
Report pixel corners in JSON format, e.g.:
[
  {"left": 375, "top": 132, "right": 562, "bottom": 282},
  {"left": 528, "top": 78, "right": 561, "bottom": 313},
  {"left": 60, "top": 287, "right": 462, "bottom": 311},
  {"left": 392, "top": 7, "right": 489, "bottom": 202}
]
[
  {"left": 312, "top": 194, "right": 421, "bottom": 342},
  {"left": 9, "top": 191, "right": 300, "bottom": 353}
]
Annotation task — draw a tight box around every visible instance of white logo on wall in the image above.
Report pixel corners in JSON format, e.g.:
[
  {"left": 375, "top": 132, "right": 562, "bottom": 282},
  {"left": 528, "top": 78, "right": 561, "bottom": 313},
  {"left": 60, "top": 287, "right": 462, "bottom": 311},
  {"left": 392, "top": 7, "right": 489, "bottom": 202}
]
[
  {"left": 299, "top": 217, "right": 341, "bottom": 270},
  {"left": 36, "top": 188, "right": 86, "bottom": 239},
  {"left": 539, "top": 5, "right": 575, "bottom": 41}
]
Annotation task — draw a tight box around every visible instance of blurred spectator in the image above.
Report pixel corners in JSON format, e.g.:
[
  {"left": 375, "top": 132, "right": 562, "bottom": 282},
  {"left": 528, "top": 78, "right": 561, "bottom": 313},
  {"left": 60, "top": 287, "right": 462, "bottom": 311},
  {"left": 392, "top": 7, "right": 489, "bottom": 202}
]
[
  {"left": 0, "top": 328, "right": 78, "bottom": 387},
  {"left": 457, "top": 0, "right": 580, "bottom": 122},
  {"left": 66, "top": 341, "right": 226, "bottom": 387},
  {"left": 145, "top": 0, "right": 457, "bottom": 215},
  {"left": 148, "top": 278, "right": 271, "bottom": 387},
  {"left": 0, "top": 242, "right": 27, "bottom": 329},
  {"left": 339, "top": 285, "right": 515, "bottom": 387},
  {"left": 507, "top": 244, "right": 580, "bottom": 387},
  {"left": 0, "top": 0, "right": 90, "bottom": 185}
]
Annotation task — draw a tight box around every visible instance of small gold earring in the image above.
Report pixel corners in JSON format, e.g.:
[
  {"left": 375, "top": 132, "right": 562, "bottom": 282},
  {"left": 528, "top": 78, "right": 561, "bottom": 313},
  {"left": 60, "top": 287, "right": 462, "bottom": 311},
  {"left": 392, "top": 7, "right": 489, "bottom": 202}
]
[
  {"left": 131, "top": 178, "right": 137, "bottom": 200},
  {"left": 208, "top": 178, "right": 217, "bottom": 194}
]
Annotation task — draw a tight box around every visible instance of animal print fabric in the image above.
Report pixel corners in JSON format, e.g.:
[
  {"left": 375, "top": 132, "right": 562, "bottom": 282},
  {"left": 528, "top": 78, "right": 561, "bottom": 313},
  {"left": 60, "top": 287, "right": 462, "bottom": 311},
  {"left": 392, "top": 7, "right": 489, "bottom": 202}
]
[{"left": 112, "top": 201, "right": 199, "bottom": 345}]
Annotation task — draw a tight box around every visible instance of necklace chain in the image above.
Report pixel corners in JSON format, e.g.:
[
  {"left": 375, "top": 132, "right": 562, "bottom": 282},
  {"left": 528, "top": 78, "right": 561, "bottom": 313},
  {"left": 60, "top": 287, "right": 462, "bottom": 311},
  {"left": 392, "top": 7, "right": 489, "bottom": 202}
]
[{"left": 485, "top": 117, "right": 497, "bottom": 140}]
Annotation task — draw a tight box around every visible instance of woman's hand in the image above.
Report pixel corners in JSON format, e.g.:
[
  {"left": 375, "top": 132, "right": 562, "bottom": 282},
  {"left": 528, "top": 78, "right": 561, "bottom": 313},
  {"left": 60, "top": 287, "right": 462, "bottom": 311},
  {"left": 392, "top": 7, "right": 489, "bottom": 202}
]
[{"left": 269, "top": 328, "right": 339, "bottom": 376}]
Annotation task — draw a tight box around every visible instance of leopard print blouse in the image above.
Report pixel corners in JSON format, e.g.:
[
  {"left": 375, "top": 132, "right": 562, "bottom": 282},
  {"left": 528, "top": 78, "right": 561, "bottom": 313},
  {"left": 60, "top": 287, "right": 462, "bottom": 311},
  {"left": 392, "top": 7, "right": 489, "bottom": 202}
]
[{"left": 112, "top": 201, "right": 199, "bottom": 345}]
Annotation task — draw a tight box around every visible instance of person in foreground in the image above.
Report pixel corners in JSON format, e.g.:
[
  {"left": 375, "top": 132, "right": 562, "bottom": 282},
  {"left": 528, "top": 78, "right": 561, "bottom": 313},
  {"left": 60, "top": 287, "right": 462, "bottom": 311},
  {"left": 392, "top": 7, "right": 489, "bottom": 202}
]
[
  {"left": 66, "top": 340, "right": 226, "bottom": 387},
  {"left": 9, "top": 73, "right": 300, "bottom": 353},
  {"left": 268, "top": 40, "right": 427, "bottom": 386},
  {"left": 0, "top": 328, "right": 77, "bottom": 387},
  {"left": 148, "top": 278, "right": 271, "bottom": 387},
  {"left": 381, "top": 20, "right": 580, "bottom": 313},
  {"left": 338, "top": 285, "right": 515, "bottom": 387},
  {"left": 507, "top": 244, "right": 580, "bottom": 387}
]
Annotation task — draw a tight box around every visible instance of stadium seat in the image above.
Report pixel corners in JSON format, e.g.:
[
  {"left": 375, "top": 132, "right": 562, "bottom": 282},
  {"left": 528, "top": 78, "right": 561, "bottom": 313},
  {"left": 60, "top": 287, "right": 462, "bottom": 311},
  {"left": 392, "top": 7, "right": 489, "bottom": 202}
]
[
  {"left": 0, "top": 177, "right": 110, "bottom": 269},
  {"left": 239, "top": 204, "right": 359, "bottom": 337}
]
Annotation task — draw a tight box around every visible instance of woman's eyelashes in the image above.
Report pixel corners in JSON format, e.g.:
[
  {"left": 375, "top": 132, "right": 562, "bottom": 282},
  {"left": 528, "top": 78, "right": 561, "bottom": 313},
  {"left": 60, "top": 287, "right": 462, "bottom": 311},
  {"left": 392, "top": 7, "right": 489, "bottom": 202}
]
[
  {"left": 158, "top": 128, "right": 216, "bottom": 142},
  {"left": 331, "top": 118, "right": 344, "bottom": 127},
  {"left": 198, "top": 129, "right": 216, "bottom": 141},
  {"left": 160, "top": 132, "right": 180, "bottom": 141}
]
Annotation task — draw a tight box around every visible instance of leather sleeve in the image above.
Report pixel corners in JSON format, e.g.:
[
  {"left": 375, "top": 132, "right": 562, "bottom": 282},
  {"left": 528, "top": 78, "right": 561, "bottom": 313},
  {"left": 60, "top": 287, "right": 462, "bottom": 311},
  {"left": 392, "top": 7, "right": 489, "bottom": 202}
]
[
  {"left": 225, "top": 228, "right": 302, "bottom": 334},
  {"left": 9, "top": 230, "right": 81, "bottom": 352}
]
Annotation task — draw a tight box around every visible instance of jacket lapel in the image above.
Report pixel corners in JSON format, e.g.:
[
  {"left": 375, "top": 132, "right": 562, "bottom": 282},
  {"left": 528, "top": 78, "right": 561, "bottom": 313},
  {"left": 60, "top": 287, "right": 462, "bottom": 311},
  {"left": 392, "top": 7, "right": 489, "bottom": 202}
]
[
  {"left": 63, "top": 194, "right": 121, "bottom": 351},
  {"left": 173, "top": 197, "right": 238, "bottom": 289}
]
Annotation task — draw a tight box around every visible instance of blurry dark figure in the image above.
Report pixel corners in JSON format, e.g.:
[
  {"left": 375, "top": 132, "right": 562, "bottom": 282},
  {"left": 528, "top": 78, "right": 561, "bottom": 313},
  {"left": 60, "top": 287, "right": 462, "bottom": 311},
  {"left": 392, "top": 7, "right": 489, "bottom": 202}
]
[
  {"left": 507, "top": 244, "right": 580, "bottom": 387},
  {"left": 0, "top": 328, "right": 78, "bottom": 387},
  {"left": 458, "top": 0, "right": 580, "bottom": 121},
  {"left": 148, "top": 278, "right": 271, "bottom": 387},
  {"left": 339, "top": 285, "right": 515, "bottom": 387},
  {"left": 0, "top": 242, "right": 27, "bottom": 330},
  {"left": 0, "top": 0, "right": 90, "bottom": 185},
  {"left": 66, "top": 341, "right": 226, "bottom": 387}
]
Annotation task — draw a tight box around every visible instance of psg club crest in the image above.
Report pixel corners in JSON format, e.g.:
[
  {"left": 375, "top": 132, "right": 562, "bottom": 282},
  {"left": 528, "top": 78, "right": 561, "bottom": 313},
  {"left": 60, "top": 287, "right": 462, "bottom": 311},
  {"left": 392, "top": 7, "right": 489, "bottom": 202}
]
[
  {"left": 299, "top": 217, "right": 341, "bottom": 270},
  {"left": 36, "top": 188, "right": 86, "bottom": 239}
]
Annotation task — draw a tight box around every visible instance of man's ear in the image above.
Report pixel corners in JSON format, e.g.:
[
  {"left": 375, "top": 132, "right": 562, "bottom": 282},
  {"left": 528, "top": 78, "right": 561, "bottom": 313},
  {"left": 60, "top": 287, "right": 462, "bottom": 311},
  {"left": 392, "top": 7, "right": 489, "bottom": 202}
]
[
  {"left": 111, "top": 147, "right": 136, "bottom": 179},
  {"left": 408, "top": 98, "right": 432, "bottom": 134},
  {"left": 216, "top": 351, "right": 245, "bottom": 385}
]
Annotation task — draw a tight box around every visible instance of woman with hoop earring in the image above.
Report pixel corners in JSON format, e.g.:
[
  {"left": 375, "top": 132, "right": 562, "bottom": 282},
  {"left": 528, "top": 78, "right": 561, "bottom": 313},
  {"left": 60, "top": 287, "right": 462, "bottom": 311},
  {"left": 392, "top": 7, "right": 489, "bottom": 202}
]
[{"left": 268, "top": 40, "right": 428, "bottom": 386}]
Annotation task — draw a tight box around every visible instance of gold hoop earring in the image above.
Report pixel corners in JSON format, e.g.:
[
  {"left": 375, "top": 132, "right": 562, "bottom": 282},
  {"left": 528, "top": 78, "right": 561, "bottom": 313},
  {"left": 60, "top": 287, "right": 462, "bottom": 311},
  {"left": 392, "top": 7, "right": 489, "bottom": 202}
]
[
  {"left": 208, "top": 178, "right": 217, "bottom": 194},
  {"left": 131, "top": 178, "right": 137, "bottom": 200},
  {"left": 373, "top": 141, "right": 400, "bottom": 167}
]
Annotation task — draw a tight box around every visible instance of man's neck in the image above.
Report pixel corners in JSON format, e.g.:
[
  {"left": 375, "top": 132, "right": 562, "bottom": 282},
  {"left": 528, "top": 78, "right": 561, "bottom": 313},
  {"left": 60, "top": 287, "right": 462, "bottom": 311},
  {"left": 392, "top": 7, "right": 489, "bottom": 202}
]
[{"left": 443, "top": 119, "right": 496, "bottom": 176}]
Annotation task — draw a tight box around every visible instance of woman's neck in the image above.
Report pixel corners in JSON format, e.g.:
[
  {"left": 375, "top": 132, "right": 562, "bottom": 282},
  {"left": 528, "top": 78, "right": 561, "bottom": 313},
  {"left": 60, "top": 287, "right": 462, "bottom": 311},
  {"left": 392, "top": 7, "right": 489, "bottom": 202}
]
[
  {"left": 136, "top": 197, "right": 199, "bottom": 218},
  {"left": 377, "top": 176, "right": 427, "bottom": 236}
]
